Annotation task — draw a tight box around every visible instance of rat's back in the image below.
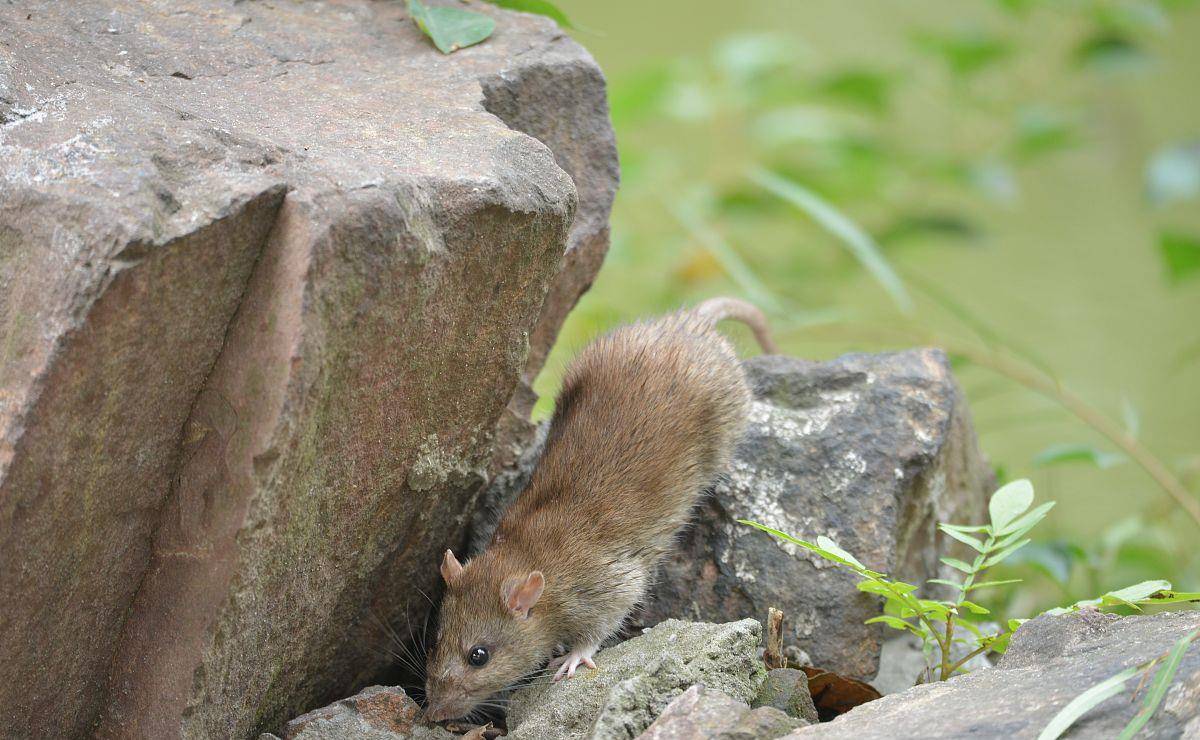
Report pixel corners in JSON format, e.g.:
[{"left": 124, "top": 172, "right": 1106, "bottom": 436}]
[{"left": 498, "top": 301, "right": 760, "bottom": 561}]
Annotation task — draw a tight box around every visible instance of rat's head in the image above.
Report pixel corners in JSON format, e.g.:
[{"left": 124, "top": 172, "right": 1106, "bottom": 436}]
[{"left": 424, "top": 549, "right": 552, "bottom": 722}]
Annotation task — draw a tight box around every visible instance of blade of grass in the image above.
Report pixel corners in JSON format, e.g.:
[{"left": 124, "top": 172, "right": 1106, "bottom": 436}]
[
  {"left": 1117, "top": 629, "right": 1199, "bottom": 740},
  {"left": 666, "top": 200, "right": 785, "bottom": 313},
  {"left": 1038, "top": 665, "right": 1138, "bottom": 740},
  {"left": 748, "top": 167, "right": 913, "bottom": 314}
]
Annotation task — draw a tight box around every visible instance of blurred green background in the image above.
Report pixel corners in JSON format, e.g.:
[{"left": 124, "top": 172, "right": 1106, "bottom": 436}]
[{"left": 538, "top": 0, "right": 1200, "bottom": 614}]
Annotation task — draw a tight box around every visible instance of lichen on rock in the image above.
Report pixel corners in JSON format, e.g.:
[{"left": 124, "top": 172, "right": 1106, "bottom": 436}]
[{"left": 505, "top": 619, "right": 767, "bottom": 740}]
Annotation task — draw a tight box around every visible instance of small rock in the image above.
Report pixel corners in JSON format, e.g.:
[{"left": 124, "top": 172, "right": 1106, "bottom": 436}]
[
  {"left": 506, "top": 619, "right": 766, "bottom": 740},
  {"left": 753, "top": 669, "right": 818, "bottom": 724},
  {"left": 638, "top": 684, "right": 803, "bottom": 740},
  {"left": 284, "top": 685, "right": 453, "bottom": 740}
]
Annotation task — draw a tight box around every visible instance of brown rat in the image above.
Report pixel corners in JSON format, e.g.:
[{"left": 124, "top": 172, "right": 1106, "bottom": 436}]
[{"left": 423, "top": 297, "right": 775, "bottom": 722}]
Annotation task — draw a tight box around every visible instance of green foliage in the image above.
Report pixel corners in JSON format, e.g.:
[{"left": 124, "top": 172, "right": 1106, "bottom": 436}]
[
  {"left": 742, "top": 479, "right": 1055, "bottom": 681},
  {"left": 406, "top": 0, "right": 494, "bottom": 54},
  {"left": 536, "top": 0, "right": 1200, "bottom": 616},
  {"left": 741, "top": 479, "right": 1196, "bottom": 691},
  {"left": 748, "top": 167, "right": 913, "bottom": 313},
  {"left": 914, "top": 28, "right": 1011, "bottom": 76},
  {"left": 1033, "top": 443, "right": 1126, "bottom": 469},
  {"left": 1158, "top": 232, "right": 1200, "bottom": 283}
]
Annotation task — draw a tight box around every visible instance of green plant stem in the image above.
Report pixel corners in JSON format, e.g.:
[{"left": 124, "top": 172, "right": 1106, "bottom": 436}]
[
  {"left": 945, "top": 634, "right": 1006, "bottom": 675},
  {"left": 790, "top": 322, "right": 1200, "bottom": 531},
  {"left": 881, "top": 581, "right": 948, "bottom": 664},
  {"left": 941, "top": 614, "right": 956, "bottom": 680}
]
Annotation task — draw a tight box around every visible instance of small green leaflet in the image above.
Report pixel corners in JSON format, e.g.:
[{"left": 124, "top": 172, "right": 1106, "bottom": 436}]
[
  {"left": 989, "top": 478, "right": 1034, "bottom": 533},
  {"left": 1050, "top": 580, "right": 1179, "bottom": 614},
  {"left": 983, "top": 537, "right": 1031, "bottom": 568},
  {"left": 1143, "top": 590, "right": 1200, "bottom": 604},
  {"left": 939, "top": 524, "right": 985, "bottom": 552},
  {"left": 407, "top": 0, "right": 495, "bottom": 54},
  {"left": 737, "top": 520, "right": 883, "bottom": 577},
  {"left": 817, "top": 535, "right": 867, "bottom": 570},
  {"left": 485, "top": 0, "right": 574, "bottom": 28},
  {"left": 967, "top": 578, "right": 1023, "bottom": 592},
  {"left": 941, "top": 556, "right": 974, "bottom": 574},
  {"left": 866, "top": 615, "right": 923, "bottom": 636}
]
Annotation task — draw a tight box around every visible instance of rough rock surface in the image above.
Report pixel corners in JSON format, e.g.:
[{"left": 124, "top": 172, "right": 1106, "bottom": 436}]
[
  {"left": 638, "top": 684, "right": 803, "bottom": 740},
  {"left": 643, "top": 351, "right": 993, "bottom": 679},
  {"left": 506, "top": 619, "right": 767, "bottom": 740},
  {"left": 0, "top": 1, "right": 616, "bottom": 737},
  {"left": 790, "top": 610, "right": 1200, "bottom": 739},
  {"left": 753, "top": 669, "right": 819, "bottom": 724},
  {"left": 283, "top": 686, "right": 451, "bottom": 740}
]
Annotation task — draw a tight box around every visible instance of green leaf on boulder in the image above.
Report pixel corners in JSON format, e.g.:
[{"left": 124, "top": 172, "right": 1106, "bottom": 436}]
[
  {"left": 407, "top": 0, "right": 495, "bottom": 54},
  {"left": 485, "top": 0, "right": 574, "bottom": 29}
]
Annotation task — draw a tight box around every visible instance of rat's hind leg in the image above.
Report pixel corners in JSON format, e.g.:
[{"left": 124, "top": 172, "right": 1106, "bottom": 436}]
[{"left": 550, "top": 641, "right": 601, "bottom": 681}]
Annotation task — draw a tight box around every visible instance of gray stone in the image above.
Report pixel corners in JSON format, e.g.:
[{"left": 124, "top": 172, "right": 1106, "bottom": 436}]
[
  {"left": 284, "top": 686, "right": 452, "bottom": 740},
  {"left": 641, "top": 351, "right": 993, "bottom": 679},
  {"left": 788, "top": 610, "right": 1200, "bottom": 739},
  {"left": 0, "top": 1, "right": 616, "bottom": 737},
  {"left": 754, "top": 669, "right": 819, "bottom": 724},
  {"left": 638, "top": 684, "right": 804, "bottom": 740},
  {"left": 506, "top": 619, "right": 767, "bottom": 740}
]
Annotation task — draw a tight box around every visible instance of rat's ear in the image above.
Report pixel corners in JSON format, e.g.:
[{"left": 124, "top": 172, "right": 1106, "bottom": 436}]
[
  {"left": 501, "top": 571, "right": 544, "bottom": 619},
  {"left": 440, "top": 549, "right": 464, "bottom": 586}
]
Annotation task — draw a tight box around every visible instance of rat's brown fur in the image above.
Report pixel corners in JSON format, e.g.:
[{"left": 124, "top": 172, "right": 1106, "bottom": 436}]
[{"left": 424, "top": 298, "right": 772, "bottom": 721}]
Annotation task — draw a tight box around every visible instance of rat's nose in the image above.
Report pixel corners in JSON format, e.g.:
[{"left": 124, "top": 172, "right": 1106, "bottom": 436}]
[{"left": 423, "top": 695, "right": 458, "bottom": 723}]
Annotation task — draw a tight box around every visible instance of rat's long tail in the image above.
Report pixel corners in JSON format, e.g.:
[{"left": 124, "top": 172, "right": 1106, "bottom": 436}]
[{"left": 692, "top": 297, "right": 777, "bottom": 354}]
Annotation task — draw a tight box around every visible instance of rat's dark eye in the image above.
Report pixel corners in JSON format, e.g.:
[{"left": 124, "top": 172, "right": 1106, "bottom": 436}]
[{"left": 467, "top": 645, "right": 490, "bottom": 667}]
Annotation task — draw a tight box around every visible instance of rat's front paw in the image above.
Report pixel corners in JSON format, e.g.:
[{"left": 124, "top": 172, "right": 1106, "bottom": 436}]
[{"left": 550, "top": 643, "right": 599, "bottom": 681}]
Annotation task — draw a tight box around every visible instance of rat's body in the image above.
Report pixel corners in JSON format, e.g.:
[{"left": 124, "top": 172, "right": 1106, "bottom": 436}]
[{"left": 424, "top": 298, "right": 774, "bottom": 722}]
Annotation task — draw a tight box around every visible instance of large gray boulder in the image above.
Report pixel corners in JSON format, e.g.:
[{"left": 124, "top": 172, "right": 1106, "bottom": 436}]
[
  {"left": 790, "top": 610, "right": 1200, "bottom": 739},
  {"left": 0, "top": 1, "right": 616, "bottom": 737},
  {"left": 642, "top": 351, "right": 993, "bottom": 679},
  {"left": 506, "top": 619, "right": 767, "bottom": 740}
]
